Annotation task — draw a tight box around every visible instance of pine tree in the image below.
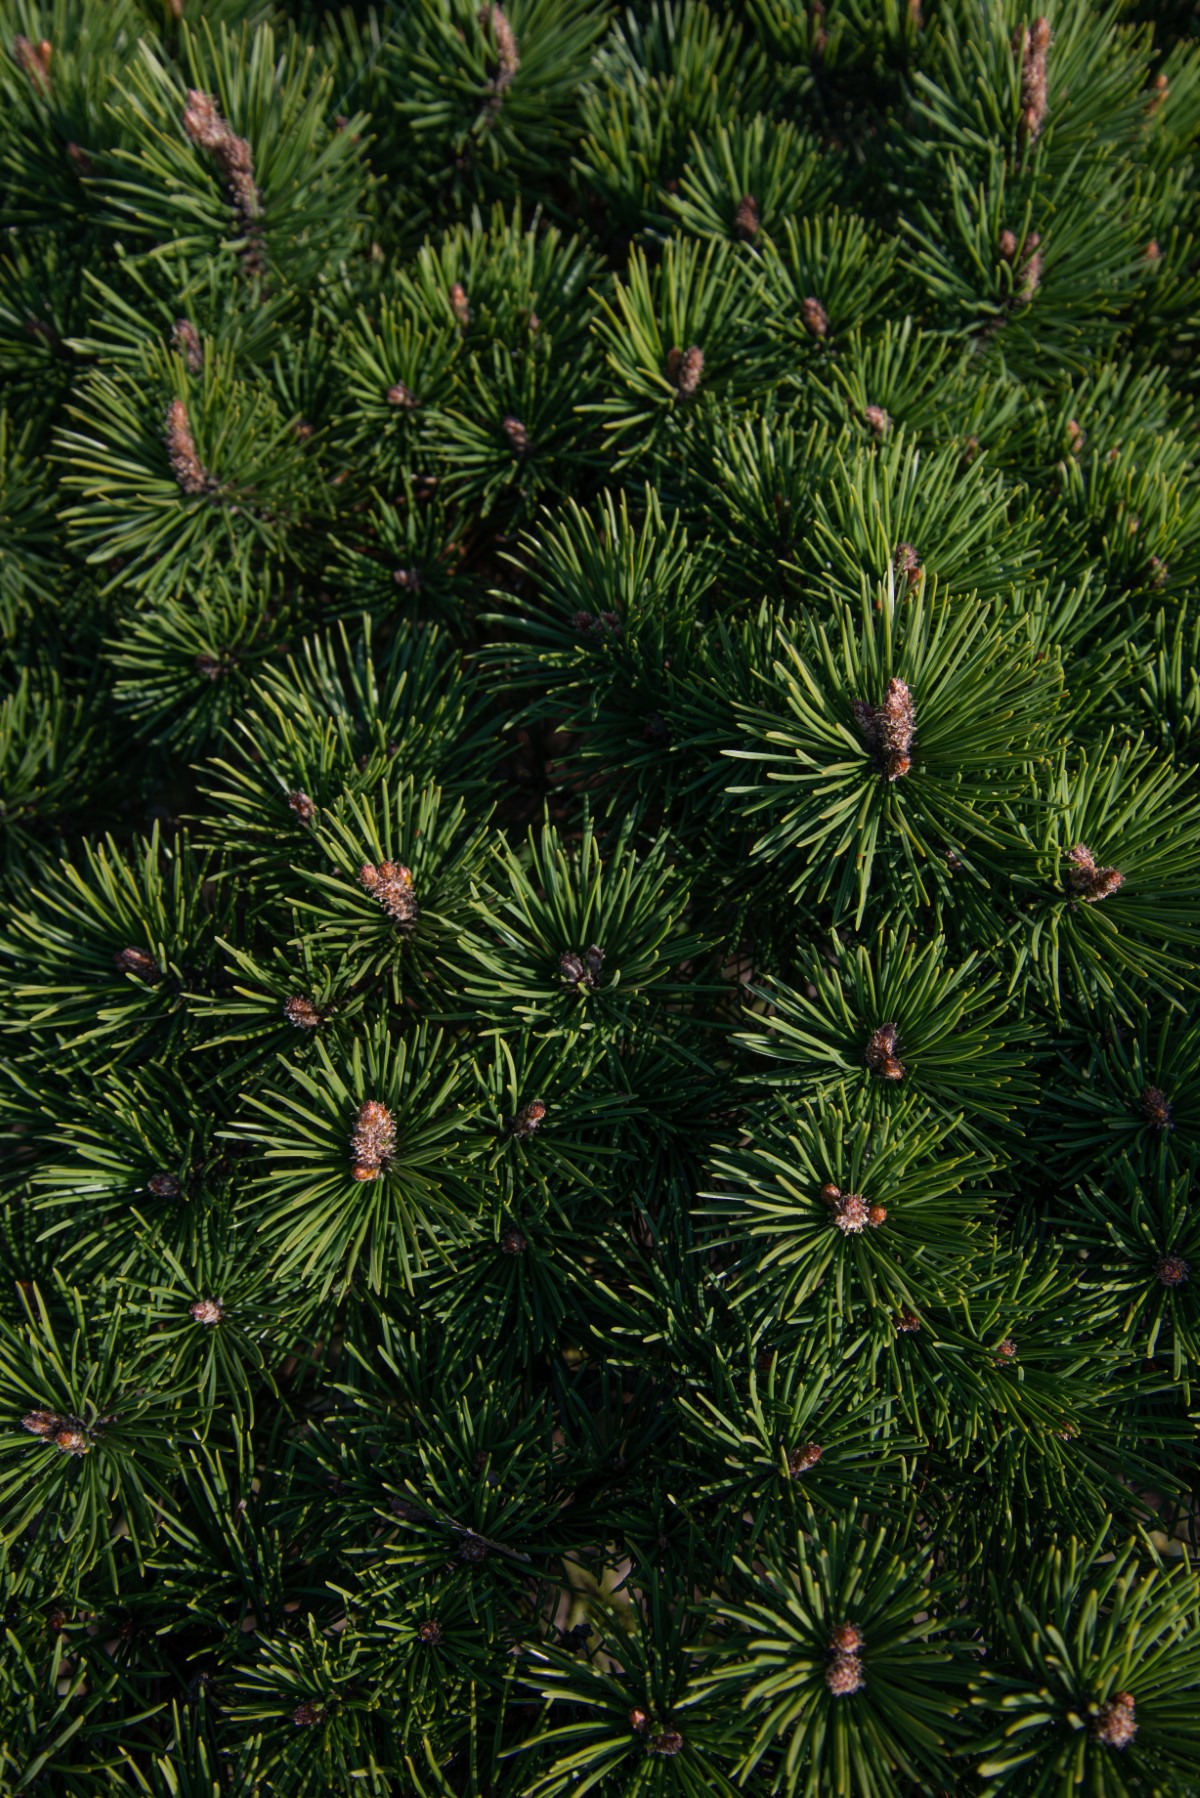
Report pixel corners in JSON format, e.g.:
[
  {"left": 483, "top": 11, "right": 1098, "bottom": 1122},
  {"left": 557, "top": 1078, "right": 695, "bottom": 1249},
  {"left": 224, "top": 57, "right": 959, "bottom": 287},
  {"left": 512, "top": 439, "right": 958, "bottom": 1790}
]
[{"left": 2, "top": 1, "right": 1200, "bottom": 1793}]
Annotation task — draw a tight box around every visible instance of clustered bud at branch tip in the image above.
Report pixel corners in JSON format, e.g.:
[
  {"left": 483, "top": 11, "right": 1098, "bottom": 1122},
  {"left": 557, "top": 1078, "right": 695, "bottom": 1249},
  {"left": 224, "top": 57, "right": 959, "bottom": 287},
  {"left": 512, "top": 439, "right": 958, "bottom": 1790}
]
[
  {"left": 787, "top": 1440, "right": 822, "bottom": 1477},
  {"left": 819, "top": 1181, "right": 886, "bottom": 1235},
  {"left": 23, "top": 1411, "right": 91, "bottom": 1455},
  {"left": 733, "top": 193, "right": 760, "bottom": 240},
  {"left": 115, "top": 945, "right": 162, "bottom": 982},
  {"left": 999, "top": 227, "right": 1042, "bottom": 303},
  {"left": 350, "top": 1100, "right": 396, "bottom": 1182},
  {"left": 360, "top": 860, "right": 419, "bottom": 928},
  {"left": 665, "top": 345, "right": 704, "bottom": 399},
  {"left": 864, "top": 1021, "right": 906, "bottom": 1081},
  {"left": 283, "top": 995, "right": 321, "bottom": 1030},
  {"left": 1157, "top": 1254, "right": 1189, "bottom": 1288},
  {"left": 863, "top": 404, "right": 890, "bottom": 437},
  {"left": 418, "top": 1619, "right": 443, "bottom": 1644},
  {"left": 1141, "top": 1085, "right": 1172, "bottom": 1132},
  {"left": 291, "top": 1701, "right": 324, "bottom": 1728},
  {"left": 387, "top": 382, "right": 416, "bottom": 408},
  {"left": 479, "top": 4, "right": 519, "bottom": 100},
  {"left": 1094, "top": 1691, "right": 1136, "bottom": 1749},
  {"left": 826, "top": 1620, "right": 866, "bottom": 1696},
  {"left": 13, "top": 35, "right": 52, "bottom": 92},
  {"left": 510, "top": 1099, "right": 546, "bottom": 1139},
  {"left": 647, "top": 1730, "right": 684, "bottom": 1756},
  {"left": 800, "top": 296, "right": 829, "bottom": 338},
  {"left": 164, "top": 398, "right": 211, "bottom": 496},
  {"left": 449, "top": 282, "right": 471, "bottom": 328},
  {"left": 288, "top": 791, "right": 316, "bottom": 824},
  {"left": 1064, "top": 843, "right": 1124, "bottom": 904},
  {"left": 182, "top": 89, "right": 265, "bottom": 278},
  {"left": 172, "top": 319, "right": 204, "bottom": 373},
  {"left": 896, "top": 1307, "right": 921, "bottom": 1332},
  {"left": 1016, "top": 16, "right": 1051, "bottom": 145},
  {"left": 892, "top": 542, "right": 922, "bottom": 590},
  {"left": 854, "top": 679, "right": 915, "bottom": 781},
  {"left": 189, "top": 1298, "right": 223, "bottom": 1325},
  {"left": 503, "top": 414, "right": 529, "bottom": 455},
  {"left": 559, "top": 945, "right": 604, "bottom": 990}
]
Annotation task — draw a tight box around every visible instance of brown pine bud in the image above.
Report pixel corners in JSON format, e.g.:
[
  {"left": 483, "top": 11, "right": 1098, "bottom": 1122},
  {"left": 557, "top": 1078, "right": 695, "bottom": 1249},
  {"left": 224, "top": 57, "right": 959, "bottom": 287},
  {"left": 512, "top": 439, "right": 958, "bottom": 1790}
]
[
  {"left": 647, "top": 1730, "right": 683, "bottom": 1756},
  {"left": 53, "top": 1427, "right": 90, "bottom": 1456},
  {"left": 665, "top": 345, "right": 704, "bottom": 399},
  {"left": 359, "top": 860, "right": 419, "bottom": 928},
  {"left": 387, "top": 382, "right": 416, "bottom": 408},
  {"left": 479, "top": 4, "right": 520, "bottom": 96},
  {"left": 1064, "top": 843, "right": 1124, "bottom": 904},
  {"left": 998, "top": 228, "right": 1019, "bottom": 262},
  {"left": 1094, "top": 1691, "right": 1136, "bottom": 1749},
  {"left": 393, "top": 567, "right": 423, "bottom": 591},
  {"left": 819, "top": 1182, "right": 843, "bottom": 1206},
  {"left": 997, "top": 1336, "right": 1018, "bottom": 1360},
  {"left": 864, "top": 1022, "right": 906, "bottom": 1081},
  {"left": 449, "top": 282, "right": 471, "bottom": 328},
  {"left": 283, "top": 995, "right": 321, "bottom": 1030},
  {"left": 832, "top": 1191, "right": 869, "bottom": 1235},
  {"left": 1144, "top": 240, "right": 1161, "bottom": 264},
  {"left": 1157, "top": 1254, "right": 1190, "bottom": 1288},
  {"left": 172, "top": 319, "right": 204, "bottom": 373},
  {"left": 13, "top": 36, "right": 52, "bottom": 92},
  {"left": 800, "top": 297, "right": 829, "bottom": 338},
  {"left": 787, "top": 1441, "right": 822, "bottom": 1477},
  {"left": 502, "top": 414, "right": 529, "bottom": 455},
  {"left": 459, "top": 1533, "right": 488, "bottom": 1563},
  {"left": 147, "top": 1173, "right": 181, "bottom": 1198},
  {"left": 23, "top": 1410, "right": 62, "bottom": 1438},
  {"left": 195, "top": 653, "right": 231, "bottom": 681},
  {"left": 733, "top": 193, "right": 760, "bottom": 240},
  {"left": 1148, "top": 72, "right": 1169, "bottom": 111},
  {"left": 892, "top": 542, "right": 922, "bottom": 591},
  {"left": 291, "top": 1701, "right": 323, "bottom": 1727},
  {"left": 182, "top": 90, "right": 264, "bottom": 276},
  {"left": 1148, "top": 554, "right": 1168, "bottom": 587},
  {"left": 1016, "top": 17, "right": 1051, "bottom": 145},
  {"left": 164, "top": 398, "right": 210, "bottom": 496},
  {"left": 189, "top": 1298, "right": 224, "bottom": 1326},
  {"left": 896, "top": 1308, "right": 921, "bottom": 1333},
  {"left": 629, "top": 1707, "right": 650, "bottom": 1733},
  {"left": 863, "top": 404, "right": 891, "bottom": 437},
  {"left": 559, "top": 946, "right": 604, "bottom": 990},
  {"left": 826, "top": 1653, "right": 866, "bottom": 1696},
  {"left": 1141, "top": 1086, "right": 1173, "bottom": 1132},
  {"left": 829, "top": 1622, "right": 864, "bottom": 1655},
  {"left": 418, "top": 1618, "right": 444, "bottom": 1643},
  {"left": 510, "top": 1100, "right": 546, "bottom": 1139},
  {"left": 867, "top": 1203, "right": 888, "bottom": 1227},
  {"left": 350, "top": 1100, "right": 396, "bottom": 1181},
  {"left": 1066, "top": 418, "right": 1084, "bottom": 454},
  {"left": 115, "top": 946, "right": 162, "bottom": 982},
  {"left": 500, "top": 1227, "right": 528, "bottom": 1255},
  {"left": 287, "top": 790, "right": 316, "bottom": 824}
]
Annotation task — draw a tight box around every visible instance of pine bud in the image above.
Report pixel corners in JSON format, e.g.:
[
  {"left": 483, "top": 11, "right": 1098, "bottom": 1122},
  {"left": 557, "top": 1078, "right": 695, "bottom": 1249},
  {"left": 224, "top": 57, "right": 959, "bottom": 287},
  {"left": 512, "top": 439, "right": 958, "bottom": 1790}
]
[
  {"left": 189, "top": 1298, "right": 224, "bottom": 1326},
  {"left": 502, "top": 414, "right": 529, "bottom": 455},
  {"left": 1064, "top": 843, "right": 1124, "bottom": 904},
  {"left": 115, "top": 946, "right": 162, "bottom": 983},
  {"left": 66, "top": 141, "right": 92, "bottom": 175},
  {"left": 821, "top": 1183, "right": 870, "bottom": 1234},
  {"left": 1157, "top": 1254, "right": 1189, "bottom": 1288},
  {"left": 896, "top": 1308, "right": 921, "bottom": 1332},
  {"left": 500, "top": 1227, "right": 527, "bottom": 1255},
  {"left": 787, "top": 1441, "right": 822, "bottom": 1477},
  {"left": 854, "top": 676, "right": 915, "bottom": 780},
  {"left": 479, "top": 4, "right": 520, "bottom": 96},
  {"left": 647, "top": 1730, "right": 683, "bottom": 1756},
  {"left": 350, "top": 1100, "right": 396, "bottom": 1182},
  {"left": 147, "top": 1173, "right": 181, "bottom": 1198},
  {"left": 449, "top": 282, "right": 471, "bottom": 328},
  {"left": 164, "top": 398, "right": 211, "bottom": 496},
  {"left": 826, "top": 1653, "right": 866, "bottom": 1696},
  {"left": 629, "top": 1708, "right": 650, "bottom": 1733},
  {"left": 183, "top": 90, "right": 264, "bottom": 276},
  {"left": 53, "top": 1427, "right": 90, "bottom": 1456},
  {"left": 510, "top": 1100, "right": 546, "bottom": 1139},
  {"left": 893, "top": 542, "right": 922, "bottom": 590},
  {"left": 359, "top": 861, "right": 419, "bottom": 928},
  {"left": 864, "top": 1021, "right": 905, "bottom": 1081},
  {"left": 665, "top": 345, "right": 704, "bottom": 399},
  {"left": 172, "top": 319, "right": 204, "bottom": 373},
  {"left": 283, "top": 995, "right": 321, "bottom": 1030},
  {"left": 418, "top": 1619, "right": 443, "bottom": 1644},
  {"left": 1094, "top": 1691, "right": 1136, "bottom": 1749},
  {"left": 1148, "top": 554, "right": 1168, "bottom": 587},
  {"left": 867, "top": 1203, "right": 887, "bottom": 1227},
  {"left": 1016, "top": 17, "right": 1051, "bottom": 144},
  {"left": 393, "top": 567, "right": 423, "bottom": 591},
  {"left": 195, "top": 653, "right": 231, "bottom": 681},
  {"left": 800, "top": 296, "right": 829, "bottom": 338},
  {"left": 13, "top": 36, "right": 52, "bottom": 93},
  {"left": 559, "top": 946, "right": 604, "bottom": 990},
  {"left": 287, "top": 790, "right": 316, "bottom": 824},
  {"left": 998, "top": 228, "right": 1018, "bottom": 262},
  {"left": 387, "top": 382, "right": 416, "bottom": 408},
  {"left": 1148, "top": 72, "right": 1169, "bottom": 111},
  {"left": 733, "top": 193, "right": 760, "bottom": 240},
  {"left": 997, "top": 1336, "right": 1017, "bottom": 1360},
  {"left": 863, "top": 404, "right": 891, "bottom": 437},
  {"left": 23, "top": 1410, "right": 61, "bottom": 1437},
  {"left": 1066, "top": 418, "right": 1084, "bottom": 454},
  {"left": 829, "top": 1621, "right": 864, "bottom": 1655},
  {"left": 459, "top": 1533, "right": 488, "bottom": 1562},
  {"left": 291, "top": 1701, "right": 323, "bottom": 1727},
  {"left": 1141, "top": 1086, "right": 1173, "bottom": 1131}
]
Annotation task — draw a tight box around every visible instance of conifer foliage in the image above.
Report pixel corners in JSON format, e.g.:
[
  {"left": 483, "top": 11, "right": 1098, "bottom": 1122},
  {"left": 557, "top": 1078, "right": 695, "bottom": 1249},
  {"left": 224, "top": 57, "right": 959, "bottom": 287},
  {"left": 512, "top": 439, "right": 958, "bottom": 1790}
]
[{"left": 2, "top": 1, "right": 1200, "bottom": 1792}]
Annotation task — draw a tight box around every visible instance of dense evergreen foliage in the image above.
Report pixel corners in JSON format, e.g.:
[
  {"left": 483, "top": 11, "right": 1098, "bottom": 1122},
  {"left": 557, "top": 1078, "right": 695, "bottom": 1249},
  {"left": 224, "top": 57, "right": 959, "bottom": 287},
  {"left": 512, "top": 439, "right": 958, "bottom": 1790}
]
[{"left": 2, "top": 0, "right": 1200, "bottom": 1791}]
